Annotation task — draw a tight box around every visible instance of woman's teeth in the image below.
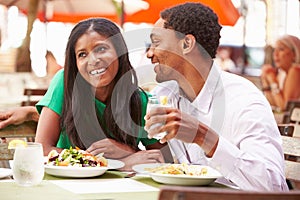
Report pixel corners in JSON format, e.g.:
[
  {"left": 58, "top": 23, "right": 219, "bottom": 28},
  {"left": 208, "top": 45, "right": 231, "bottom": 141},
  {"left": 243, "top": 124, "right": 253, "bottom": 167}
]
[{"left": 90, "top": 68, "right": 106, "bottom": 75}]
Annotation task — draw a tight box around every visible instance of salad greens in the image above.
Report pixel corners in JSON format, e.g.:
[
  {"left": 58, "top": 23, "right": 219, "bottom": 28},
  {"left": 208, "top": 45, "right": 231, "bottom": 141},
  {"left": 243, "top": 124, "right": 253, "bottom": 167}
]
[{"left": 47, "top": 147, "right": 107, "bottom": 167}]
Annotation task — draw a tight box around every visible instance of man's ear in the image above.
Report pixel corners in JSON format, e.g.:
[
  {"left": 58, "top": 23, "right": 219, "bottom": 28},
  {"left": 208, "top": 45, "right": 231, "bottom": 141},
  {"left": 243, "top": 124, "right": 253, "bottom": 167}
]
[{"left": 182, "top": 34, "right": 196, "bottom": 54}]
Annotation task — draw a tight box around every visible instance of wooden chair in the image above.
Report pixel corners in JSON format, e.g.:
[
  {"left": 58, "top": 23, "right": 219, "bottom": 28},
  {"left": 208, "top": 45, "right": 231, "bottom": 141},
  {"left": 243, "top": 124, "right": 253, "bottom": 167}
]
[
  {"left": 278, "top": 106, "right": 300, "bottom": 137},
  {"left": 281, "top": 135, "right": 300, "bottom": 190},
  {"left": 0, "top": 121, "right": 37, "bottom": 160},
  {"left": 282, "top": 100, "right": 300, "bottom": 124},
  {"left": 278, "top": 124, "right": 294, "bottom": 137},
  {"left": 290, "top": 107, "right": 300, "bottom": 137},
  {"left": 158, "top": 186, "right": 300, "bottom": 200},
  {"left": 21, "top": 88, "right": 47, "bottom": 106}
]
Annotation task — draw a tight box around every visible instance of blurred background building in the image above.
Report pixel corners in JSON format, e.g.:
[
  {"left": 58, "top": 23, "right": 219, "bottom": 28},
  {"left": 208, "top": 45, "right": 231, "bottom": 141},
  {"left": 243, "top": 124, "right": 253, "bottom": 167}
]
[
  {"left": 0, "top": 0, "right": 299, "bottom": 76},
  {"left": 0, "top": 0, "right": 299, "bottom": 109}
]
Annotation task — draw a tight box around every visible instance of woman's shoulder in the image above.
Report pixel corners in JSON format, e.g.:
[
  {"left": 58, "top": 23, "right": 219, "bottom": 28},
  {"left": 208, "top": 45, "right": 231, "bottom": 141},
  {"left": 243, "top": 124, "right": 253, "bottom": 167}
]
[
  {"left": 138, "top": 89, "right": 150, "bottom": 104},
  {"left": 287, "top": 64, "right": 300, "bottom": 77},
  {"left": 36, "top": 69, "right": 64, "bottom": 114},
  {"left": 51, "top": 68, "right": 64, "bottom": 82},
  {"left": 290, "top": 64, "right": 300, "bottom": 71}
]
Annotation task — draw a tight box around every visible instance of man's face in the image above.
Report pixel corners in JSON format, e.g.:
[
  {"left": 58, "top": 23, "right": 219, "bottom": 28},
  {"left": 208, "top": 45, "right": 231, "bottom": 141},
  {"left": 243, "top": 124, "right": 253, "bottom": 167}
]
[{"left": 147, "top": 18, "right": 185, "bottom": 83}]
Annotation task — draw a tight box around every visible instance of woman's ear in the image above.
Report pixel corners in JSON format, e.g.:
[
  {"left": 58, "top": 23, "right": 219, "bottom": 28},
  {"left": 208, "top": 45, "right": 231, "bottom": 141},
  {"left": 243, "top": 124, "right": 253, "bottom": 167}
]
[{"left": 182, "top": 34, "right": 196, "bottom": 54}]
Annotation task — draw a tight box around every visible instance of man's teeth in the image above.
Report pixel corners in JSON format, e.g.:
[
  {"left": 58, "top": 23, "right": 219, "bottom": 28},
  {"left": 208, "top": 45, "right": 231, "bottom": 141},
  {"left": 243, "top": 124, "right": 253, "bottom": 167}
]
[{"left": 90, "top": 68, "right": 106, "bottom": 75}]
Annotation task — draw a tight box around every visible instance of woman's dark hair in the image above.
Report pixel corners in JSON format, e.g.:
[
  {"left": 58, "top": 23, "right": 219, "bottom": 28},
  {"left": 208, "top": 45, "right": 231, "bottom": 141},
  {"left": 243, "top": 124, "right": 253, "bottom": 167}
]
[
  {"left": 160, "top": 2, "right": 222, "bottom": 59},
  {"left": 61, "top": 18, "right": 143, "bottom": 150}
]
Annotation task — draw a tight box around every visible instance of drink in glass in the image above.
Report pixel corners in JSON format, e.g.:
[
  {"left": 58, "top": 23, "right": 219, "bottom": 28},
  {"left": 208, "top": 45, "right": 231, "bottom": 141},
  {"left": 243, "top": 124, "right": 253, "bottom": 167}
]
[
  {"left": 146, "top": 95, "right": 171, "bottom": 139},
  {"left": 12, "top": 142, "right": 44, "bottom": 186}
]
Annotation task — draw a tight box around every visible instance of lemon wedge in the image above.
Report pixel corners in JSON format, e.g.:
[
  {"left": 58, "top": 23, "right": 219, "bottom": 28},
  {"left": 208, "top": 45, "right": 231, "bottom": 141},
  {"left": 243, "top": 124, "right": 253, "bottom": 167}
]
[
  {"left": 8, "top": 139, "right": 27, "bottom": 149},
  {"left": 160, "top": 96, "right": 168, "bottom": 105}
]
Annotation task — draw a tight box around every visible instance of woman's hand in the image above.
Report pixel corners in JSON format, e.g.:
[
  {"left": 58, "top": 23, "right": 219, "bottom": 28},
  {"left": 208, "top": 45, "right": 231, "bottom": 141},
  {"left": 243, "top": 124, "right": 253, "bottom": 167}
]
[
  {"left": 119, "top": 149, "right": 164, "bottom": 171},
  {"left": 261, "top": 64, "right": 278, "bottom": 86},
  {"left": 87, "top": 138, "right": 136, "bottom": 159}
]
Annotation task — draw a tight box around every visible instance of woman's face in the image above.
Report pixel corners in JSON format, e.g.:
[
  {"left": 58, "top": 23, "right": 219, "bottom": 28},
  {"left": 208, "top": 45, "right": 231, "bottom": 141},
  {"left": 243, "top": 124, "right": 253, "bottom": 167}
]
[
  {"left": 75, "top": 30, "right": 119, "bottom": 89},
  {"left": 273, "top": 41, "right": 295, "bottom": 71}
]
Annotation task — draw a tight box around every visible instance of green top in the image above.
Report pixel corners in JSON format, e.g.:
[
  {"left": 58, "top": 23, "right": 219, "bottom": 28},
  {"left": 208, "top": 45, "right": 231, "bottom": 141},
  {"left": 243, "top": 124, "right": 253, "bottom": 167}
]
[{"left": 36, "top": 69, "right": 157, "bottom": 149}]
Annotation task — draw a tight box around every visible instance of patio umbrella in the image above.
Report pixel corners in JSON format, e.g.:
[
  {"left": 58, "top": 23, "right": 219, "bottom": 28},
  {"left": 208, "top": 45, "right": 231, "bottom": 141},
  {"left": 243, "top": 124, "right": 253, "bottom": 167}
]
[
  {"left": 0, "top": 0, "right": 149, "bottom": 24},
  {"left": 1, "top": 0, "right": 239, "bottom": 26},
  {"left": 126, "top": 0, "right": 240, "bottom": 26}
]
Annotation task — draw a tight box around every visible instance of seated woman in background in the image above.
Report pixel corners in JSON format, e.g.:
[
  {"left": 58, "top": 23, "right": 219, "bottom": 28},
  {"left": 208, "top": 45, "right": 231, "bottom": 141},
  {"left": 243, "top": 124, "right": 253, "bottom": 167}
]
[{"left": 261, "top": 34, "right": 300, "bottom": 111}]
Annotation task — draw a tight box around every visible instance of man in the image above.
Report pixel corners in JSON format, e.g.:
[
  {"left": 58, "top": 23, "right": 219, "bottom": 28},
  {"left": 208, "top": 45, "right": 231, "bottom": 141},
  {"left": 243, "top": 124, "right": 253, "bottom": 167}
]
[{"left": 144, "top": 2, "right": 288, "bottom": 191}]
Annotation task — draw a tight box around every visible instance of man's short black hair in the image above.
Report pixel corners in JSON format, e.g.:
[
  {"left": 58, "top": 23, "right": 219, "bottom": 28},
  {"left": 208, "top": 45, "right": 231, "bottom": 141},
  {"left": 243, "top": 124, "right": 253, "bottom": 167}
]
[{"left": 160, "top": 2, "right": 222, "bottom": 58}]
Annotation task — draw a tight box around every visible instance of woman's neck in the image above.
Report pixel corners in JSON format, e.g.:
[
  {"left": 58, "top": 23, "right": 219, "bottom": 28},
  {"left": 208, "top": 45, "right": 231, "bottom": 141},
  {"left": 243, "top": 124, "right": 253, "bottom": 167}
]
[{"left": 94, "top": 83, "right": 115, "bottom": 103}]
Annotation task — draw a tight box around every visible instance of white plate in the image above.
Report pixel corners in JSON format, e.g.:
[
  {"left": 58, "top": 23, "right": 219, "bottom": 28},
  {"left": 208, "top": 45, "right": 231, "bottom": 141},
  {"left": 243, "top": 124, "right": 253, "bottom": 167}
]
[
  {"left": 44, "top": 165, "right": 108, "bottom": 178},
  {"left": 107, "top": 159, "right": 125, "bottom": 170},
  {"left": 0, "top": 168, "right": 12, "bottom": 179},
  {"left": 150, "top": 172, "right": 222, "bottom": 186},
  {"left": 134, "top": 164, "right": 222, "bottom": 186},
  {"left": 132, "top": 163, "right": 164, "bottom": 174},
  {"left": 44, "top": 159, "right": 124, "bottom": 178}
]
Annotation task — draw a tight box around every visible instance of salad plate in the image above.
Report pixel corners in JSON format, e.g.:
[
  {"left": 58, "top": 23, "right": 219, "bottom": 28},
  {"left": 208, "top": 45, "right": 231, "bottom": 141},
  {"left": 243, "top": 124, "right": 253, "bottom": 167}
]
[
  {"left": 44, "top": 165, "right": 108, "bottom": 178},
  {"left": 44, "top": 159, "right": 124, "bottom": 178},
  {"left": 0, "top": 168, "right": 12, "bottom": 179},
  {"left": 134, "top": 163, "right": 222, "bottom": 186}
]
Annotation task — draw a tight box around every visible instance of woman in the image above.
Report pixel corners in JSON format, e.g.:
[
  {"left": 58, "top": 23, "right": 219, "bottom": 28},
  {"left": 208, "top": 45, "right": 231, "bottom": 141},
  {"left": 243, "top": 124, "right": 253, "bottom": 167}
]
[
  {"left": 35, "top": 18, "right": 166, "bottom": 170},
  {"left": 261, "top": 35, "right": 300, "bottom": 111}
]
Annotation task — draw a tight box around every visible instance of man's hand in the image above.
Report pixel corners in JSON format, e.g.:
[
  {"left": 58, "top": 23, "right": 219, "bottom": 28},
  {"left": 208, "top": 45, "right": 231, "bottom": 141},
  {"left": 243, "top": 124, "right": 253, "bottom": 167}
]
[
  {"left": 144, "top": 106, "right": 219, "bottom": 157},
  {"left": 87, "top": 138, "right": 137, "bottom": 159}
]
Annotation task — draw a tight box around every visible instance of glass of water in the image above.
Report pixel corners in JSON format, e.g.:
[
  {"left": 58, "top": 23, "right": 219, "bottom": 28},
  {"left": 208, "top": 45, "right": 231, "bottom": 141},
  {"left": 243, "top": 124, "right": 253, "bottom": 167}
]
[
  {"left": 146, "top": 95, "right": 172, "bottom": 140},
  {"left": 12, "top": 142, "right": 44, "bottom": 186}
]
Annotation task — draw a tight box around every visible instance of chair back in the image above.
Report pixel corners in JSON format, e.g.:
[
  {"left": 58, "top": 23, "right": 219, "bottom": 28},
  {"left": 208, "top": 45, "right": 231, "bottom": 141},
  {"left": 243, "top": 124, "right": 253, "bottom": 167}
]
[
  {"left": 0, "top": 121, "right": 37, "bottom": 160},
  {"left": 158, "top": 186, "right": 300, "bottom": 200},
  {"left": 282, "top": 100, "right": 300, "bottom": 124},
  {"left": 281, "top": 135, "right": 300, "bottom": 189},
  {"left": 290, "top": 108, "right": 300, "bottom": 137},
  {"left": 21, "top": 88, "right": 47, "bottom": 106}
]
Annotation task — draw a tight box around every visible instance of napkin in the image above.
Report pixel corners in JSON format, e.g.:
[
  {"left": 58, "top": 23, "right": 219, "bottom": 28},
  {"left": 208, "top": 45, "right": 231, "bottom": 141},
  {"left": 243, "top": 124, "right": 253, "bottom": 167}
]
[{"left": 49, "top": 178, "right": 159, "bottom": 194}]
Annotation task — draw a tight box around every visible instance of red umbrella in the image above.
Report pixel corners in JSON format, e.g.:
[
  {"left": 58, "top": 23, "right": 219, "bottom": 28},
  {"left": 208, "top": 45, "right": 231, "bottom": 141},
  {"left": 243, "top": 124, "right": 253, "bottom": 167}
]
[
  {"left": 0, "top": 0, "right": 239, "bottom": 26},
  {"left": 0, "top": 0, "right": 149, "bottom": 24},
  {"left": 126, "top": 0, "right": 240, "bottom": 26}
]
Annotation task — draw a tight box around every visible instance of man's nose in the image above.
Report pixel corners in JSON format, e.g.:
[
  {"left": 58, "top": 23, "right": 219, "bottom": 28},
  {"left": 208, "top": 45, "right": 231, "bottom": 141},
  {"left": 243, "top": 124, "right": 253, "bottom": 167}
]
[{"left": 146, "top": 46, "right": 154, "bottom": 59}]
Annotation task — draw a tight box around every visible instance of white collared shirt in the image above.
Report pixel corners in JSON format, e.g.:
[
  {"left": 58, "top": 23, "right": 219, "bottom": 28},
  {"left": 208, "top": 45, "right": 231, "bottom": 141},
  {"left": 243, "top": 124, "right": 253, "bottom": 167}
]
[{"left": 152, "top": 63, "right": 288, "bottom": 191}]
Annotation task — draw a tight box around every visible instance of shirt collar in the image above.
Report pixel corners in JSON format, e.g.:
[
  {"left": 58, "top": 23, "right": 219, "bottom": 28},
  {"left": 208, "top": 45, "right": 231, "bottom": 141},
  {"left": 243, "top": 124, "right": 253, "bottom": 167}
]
[{"left": 191, "top": 62, "right": 221, "bottom": 114}]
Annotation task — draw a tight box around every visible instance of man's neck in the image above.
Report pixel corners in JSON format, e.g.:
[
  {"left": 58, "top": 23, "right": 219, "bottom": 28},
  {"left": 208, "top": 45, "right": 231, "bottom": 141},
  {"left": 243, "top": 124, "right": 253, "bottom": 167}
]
[{"left": 178, "top": 60, "right": 212, "bottom": 101}]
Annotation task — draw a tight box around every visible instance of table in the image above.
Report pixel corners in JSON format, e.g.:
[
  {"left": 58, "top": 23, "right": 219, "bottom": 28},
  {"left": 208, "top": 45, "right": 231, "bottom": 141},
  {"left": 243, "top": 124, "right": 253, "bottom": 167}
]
[
  {"left": 0, "top": 121, "right": 37, "bottom": 160},
  {"left": 1, "top": 171, "right": 157, "bottom": 200},
  {"left": 0, "top": 165, "right": 231, "bottom": 200}
]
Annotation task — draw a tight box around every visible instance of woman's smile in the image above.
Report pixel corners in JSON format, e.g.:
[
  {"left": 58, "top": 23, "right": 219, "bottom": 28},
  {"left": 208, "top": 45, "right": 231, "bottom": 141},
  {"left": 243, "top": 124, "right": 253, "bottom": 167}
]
[{"left": 89, "top": 67, "right": 107, "bottom": 76}]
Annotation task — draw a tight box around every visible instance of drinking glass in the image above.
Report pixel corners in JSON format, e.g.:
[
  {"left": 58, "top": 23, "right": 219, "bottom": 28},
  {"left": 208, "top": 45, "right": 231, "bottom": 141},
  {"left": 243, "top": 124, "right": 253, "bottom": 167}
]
[
  {"left": 146, "top": 96, "right": 172, "bottom": 140},
  {"left": 12, "top": 142, "right": 44, "bottom": 186}
]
